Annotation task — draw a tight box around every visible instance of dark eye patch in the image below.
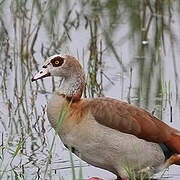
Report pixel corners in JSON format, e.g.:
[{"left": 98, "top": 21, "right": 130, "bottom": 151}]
[{"left": 51, "top": 56, "right": 64, "bottom": 67}]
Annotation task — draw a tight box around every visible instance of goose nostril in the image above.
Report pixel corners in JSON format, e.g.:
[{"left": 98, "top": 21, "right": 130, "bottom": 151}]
[{"left": 40, "top": 71, "right": 43, "bottom": 74}]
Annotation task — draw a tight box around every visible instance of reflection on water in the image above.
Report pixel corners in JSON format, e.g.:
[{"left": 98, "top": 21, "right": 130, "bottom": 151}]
[{"left": 0, "top": 0, "right": 180, "bottom": 179}]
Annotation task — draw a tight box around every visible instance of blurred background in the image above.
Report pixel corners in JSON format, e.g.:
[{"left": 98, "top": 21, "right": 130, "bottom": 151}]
[{"left": 0, "top": 0, "right": 180, "bottom": 179}]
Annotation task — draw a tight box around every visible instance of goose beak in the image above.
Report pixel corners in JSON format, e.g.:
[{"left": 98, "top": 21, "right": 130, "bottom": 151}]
[{"left": 32, "top": 68, "right": 51, "bottom": 82}]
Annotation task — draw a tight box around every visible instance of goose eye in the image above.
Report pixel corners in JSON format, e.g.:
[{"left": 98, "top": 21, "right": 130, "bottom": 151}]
[
  {"left": 55, "top": 60, "right": 59, "bottom": 65},
  {"left": 51, "top": 56, "right": 64, "bottom": 67}
]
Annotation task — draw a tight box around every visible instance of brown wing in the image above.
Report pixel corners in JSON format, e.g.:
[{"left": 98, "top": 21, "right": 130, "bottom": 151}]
[{"left": 83, "top": 97, "right": 180, "bottom": 153}]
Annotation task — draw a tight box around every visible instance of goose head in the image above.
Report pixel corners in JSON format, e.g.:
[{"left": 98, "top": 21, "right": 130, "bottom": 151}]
[{"left": 32, "top": 54, "right": 86, "bottom": 100}]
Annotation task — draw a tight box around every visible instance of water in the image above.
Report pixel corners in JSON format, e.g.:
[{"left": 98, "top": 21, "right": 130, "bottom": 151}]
[{"left": 0, "top": 0, "right": 180, "bottom": 179}]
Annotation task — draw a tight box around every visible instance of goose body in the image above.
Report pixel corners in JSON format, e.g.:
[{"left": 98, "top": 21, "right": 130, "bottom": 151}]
[
  {"left": 47, "top": 93, "right": 165, "bottom": 178},
  {"left": 32, "top": 54, "right": 180, "bottom": 179}
]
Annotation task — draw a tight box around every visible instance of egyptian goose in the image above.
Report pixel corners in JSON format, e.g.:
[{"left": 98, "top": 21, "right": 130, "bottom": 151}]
[{"left": 32, "top": 54, "right": 180, "bottom": 180}]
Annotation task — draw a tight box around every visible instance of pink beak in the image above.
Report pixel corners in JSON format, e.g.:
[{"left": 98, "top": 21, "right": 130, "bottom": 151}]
[{"left": 32, "top": 68, "right": 50, "bottom": 82}]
